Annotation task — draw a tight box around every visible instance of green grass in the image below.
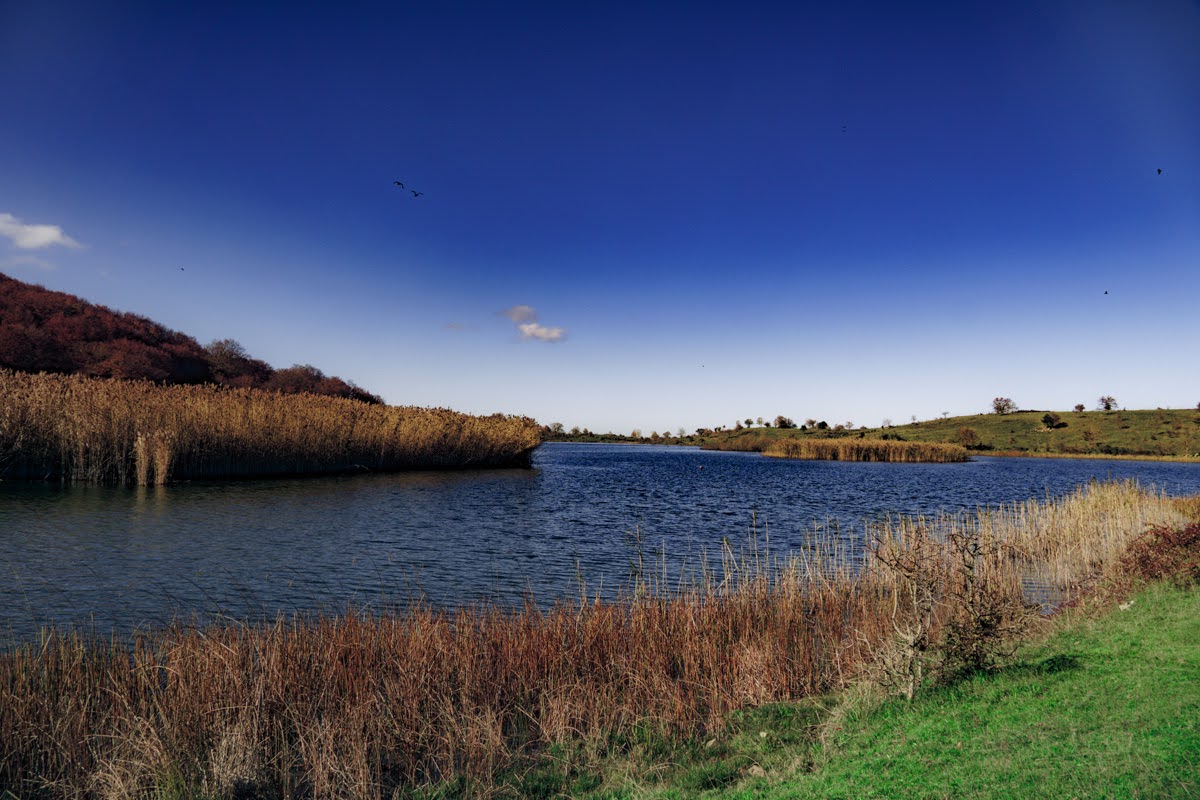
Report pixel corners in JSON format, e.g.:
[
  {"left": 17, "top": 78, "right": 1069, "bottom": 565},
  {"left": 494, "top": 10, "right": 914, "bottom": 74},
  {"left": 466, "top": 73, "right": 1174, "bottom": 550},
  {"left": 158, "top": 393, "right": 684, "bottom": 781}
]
[
  {"left": 701, "top": 408, "right": 1200, "bottom": 460},
  {"left": 498, "top": 582, "right": 1200, "bottom": 799}
]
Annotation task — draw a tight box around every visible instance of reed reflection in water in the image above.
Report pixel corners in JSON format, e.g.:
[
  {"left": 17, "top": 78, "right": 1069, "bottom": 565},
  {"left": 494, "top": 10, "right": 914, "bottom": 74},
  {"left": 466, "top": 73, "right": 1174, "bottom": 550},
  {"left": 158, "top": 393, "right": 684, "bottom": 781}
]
[{"left": 3, "top": 443, "right": 1200, "bottom": 640}]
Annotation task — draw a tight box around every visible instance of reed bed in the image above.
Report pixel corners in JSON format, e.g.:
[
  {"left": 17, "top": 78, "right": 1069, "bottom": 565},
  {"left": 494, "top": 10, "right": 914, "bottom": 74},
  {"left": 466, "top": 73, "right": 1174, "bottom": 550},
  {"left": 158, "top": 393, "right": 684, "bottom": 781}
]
[
  {"left": 0, "top": 481, "right": 1189, "bottom": 798},
  {"left": 763, "top": 437, "right": 970, "bottom": 463},
  {"left": 0, "top": 370, "right": 541, "bottom": 484}
]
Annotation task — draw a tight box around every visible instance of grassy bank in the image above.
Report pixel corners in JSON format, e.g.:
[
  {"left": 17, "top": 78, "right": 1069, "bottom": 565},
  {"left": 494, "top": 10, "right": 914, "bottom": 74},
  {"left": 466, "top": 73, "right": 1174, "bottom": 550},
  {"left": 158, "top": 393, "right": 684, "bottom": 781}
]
[
  {"left": 0, "top": 482, "right": 1188, "bottom": 798},
  {"left": 547, "top": 579, "right": 1200, "bottom": 799},
  {"left": 762, "top": 438, "right": 968, "bottom": 463},
  {"left": 0, "top": 370, "right": 541, "bottom": 484},
  {"left": 879, "top": 408, "right": 1200, "bottom": 459}
]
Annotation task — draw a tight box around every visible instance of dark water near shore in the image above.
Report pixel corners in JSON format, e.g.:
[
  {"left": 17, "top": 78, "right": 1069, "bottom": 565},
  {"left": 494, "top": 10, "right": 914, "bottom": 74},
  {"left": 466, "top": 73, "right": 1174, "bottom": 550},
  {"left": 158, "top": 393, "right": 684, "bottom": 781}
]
[{"left": 3, "top": 443, "right": 1200, "bottom": 641}]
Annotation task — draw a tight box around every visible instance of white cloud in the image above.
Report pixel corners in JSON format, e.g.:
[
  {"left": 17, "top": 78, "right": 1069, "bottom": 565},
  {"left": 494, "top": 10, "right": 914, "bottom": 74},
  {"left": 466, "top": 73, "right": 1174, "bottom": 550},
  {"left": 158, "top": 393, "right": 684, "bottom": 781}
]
[
  {"left": 0, "top": 213, "right": 82, "bottom": 250},
  {"left": 518, "top": 321, "right": 566, "bottom": 342},
  {"left": 1, "top": 254, "right": 57, "bottom": 272},
  {"left": 501, "top": 304, "right": 567, "bottom": 343}
]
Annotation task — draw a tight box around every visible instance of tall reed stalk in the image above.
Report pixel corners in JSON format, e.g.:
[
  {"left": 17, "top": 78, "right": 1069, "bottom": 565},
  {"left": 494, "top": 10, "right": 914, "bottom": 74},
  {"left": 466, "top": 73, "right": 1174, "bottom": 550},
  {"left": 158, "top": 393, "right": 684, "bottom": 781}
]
[{"left": 0, "top": 370, "right": 541, "bottom": 484}]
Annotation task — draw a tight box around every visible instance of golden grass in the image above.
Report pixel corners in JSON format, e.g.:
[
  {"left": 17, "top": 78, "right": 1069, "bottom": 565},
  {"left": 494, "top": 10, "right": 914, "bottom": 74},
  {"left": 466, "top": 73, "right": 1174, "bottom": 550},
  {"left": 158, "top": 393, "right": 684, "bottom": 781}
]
[
  {"left": 0, "top": 370, "right": 541, "bottom": 484},
  {"left": 763, "top": 438, "right": 970, "bottom": 463},
  {"left": 0, "top": 481, "right": 1189, "bottom": 797},
  {"left": 985, "top": 449, "right": 1200, "bottom": 463},
  {"left": 1172, "top": 494, "right": 1200, "bottom": 522}
]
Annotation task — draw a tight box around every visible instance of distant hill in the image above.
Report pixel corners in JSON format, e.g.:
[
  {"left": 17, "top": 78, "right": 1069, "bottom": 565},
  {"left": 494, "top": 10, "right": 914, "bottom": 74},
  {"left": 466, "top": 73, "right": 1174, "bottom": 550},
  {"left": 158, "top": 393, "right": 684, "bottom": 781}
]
[
  {"left": 0, "top": 272, "right": 381, "bottom": 403},
  {"left": 699, "top": 408, "right": 1200, "bottom": 460}
]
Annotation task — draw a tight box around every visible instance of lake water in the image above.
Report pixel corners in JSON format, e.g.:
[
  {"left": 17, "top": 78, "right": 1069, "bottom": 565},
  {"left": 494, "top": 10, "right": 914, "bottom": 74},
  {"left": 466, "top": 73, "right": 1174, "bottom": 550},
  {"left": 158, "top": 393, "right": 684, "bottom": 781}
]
[{"left": 3, "top": 443, "right": 1200, "bottom": 641}]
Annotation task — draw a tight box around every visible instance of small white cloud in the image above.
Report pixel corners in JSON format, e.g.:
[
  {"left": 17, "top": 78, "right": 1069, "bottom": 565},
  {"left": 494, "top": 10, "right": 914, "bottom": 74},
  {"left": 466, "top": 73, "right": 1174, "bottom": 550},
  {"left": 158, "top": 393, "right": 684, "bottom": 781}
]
[
  {"left": 0, "top": 212, "right": 82, "bottom": 250},
  {"left": 518, "top": 321, "right": 566, "bottom": 342},
  {"left": 1, "top": 254, "right": 57, "bottom": 272},
  {"left": 500, "top": 304, "right": 567, "bottom": 343},
  {"left": 503, "top": 304, "right": 537, "bottom": 323}
]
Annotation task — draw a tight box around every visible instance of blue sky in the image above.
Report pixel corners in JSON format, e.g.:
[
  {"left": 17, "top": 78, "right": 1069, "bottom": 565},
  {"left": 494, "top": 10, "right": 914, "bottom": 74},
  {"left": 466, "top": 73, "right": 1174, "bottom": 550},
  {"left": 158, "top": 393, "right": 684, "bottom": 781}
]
[{"left": 3, "top": 1, "right": 1198, "bottom": 433}]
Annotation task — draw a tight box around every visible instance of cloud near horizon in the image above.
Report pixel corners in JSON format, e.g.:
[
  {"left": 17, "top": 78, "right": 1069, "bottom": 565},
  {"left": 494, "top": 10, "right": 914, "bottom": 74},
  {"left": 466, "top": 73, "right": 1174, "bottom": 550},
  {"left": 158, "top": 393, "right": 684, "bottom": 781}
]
[
  {"left": 502, "top": 304, "right": 566, "bottom": 342},
  {"left": 0, "top": 213, "right": 82, "bottom": 250}
]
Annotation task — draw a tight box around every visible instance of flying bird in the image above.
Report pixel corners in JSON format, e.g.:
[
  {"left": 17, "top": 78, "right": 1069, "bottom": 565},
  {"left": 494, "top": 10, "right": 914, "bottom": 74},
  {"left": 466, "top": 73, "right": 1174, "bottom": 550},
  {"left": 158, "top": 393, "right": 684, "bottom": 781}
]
[
  {"left": 1156, "top": 168, "right": 1163, "bottom": 175},
  {"left": 394, "top": 180, "right": 424, "bottom": 198},
  {"left": 1104, "top": 290, "right": 1108, "bottom": 295}
]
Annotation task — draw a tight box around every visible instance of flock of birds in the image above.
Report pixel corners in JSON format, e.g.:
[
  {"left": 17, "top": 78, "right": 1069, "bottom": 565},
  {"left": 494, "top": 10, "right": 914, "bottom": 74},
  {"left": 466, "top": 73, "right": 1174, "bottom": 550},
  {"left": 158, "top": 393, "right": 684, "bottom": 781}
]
[
  {"left": 387, "top": 165, "right": 1168, "bottom": 300},
  {"left": 394, "top": 180, "right": 423, "bottom": 198}
]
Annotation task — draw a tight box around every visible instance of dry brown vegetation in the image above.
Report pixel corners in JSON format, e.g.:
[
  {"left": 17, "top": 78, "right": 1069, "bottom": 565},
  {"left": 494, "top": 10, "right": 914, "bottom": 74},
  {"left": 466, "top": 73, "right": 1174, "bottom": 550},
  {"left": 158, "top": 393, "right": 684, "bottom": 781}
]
[
  {"left": 0, "top": 370, "right": 541, "bottom": 484},
  {"left": 0, "top": 481, "right": 1189, "bottom": 798},
  {"left": 0, "top": 273, "right": 382, "bottom": 403},
  {"left": 763, "top": 438, "right": 970, "bottom": 463},
  {"left": 1171, "top": 494, "right": 1200, "bottom": 522}
]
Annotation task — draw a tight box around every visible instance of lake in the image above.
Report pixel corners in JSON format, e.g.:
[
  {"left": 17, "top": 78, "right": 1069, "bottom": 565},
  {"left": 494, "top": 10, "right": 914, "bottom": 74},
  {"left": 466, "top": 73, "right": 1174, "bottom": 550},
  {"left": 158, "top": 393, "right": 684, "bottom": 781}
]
[{"left": 3, "top": 443, "right": 1200, "bottom": 641}]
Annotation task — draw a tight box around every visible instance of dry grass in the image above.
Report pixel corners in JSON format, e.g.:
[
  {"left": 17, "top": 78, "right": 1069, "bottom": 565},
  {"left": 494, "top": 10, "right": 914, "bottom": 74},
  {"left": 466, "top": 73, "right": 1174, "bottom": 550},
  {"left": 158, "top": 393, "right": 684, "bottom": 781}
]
[
  {"left": 0, "top": 370, "right": 541, "bottom": 484},
  {"left": 1, "top": 579, "right": 883, "bottom": 798},
  {"left": 984, "top": 449, "right": 1200, "bottom": 463},
  {"left": 0, "top": 482, "right": 1190, "bottom": 798},
  {"left": 1172, "top": 494, "right": 1200, "bottom": 522},
  {"left": 763, "top": 438, "right": 970, "bottom": 463}
]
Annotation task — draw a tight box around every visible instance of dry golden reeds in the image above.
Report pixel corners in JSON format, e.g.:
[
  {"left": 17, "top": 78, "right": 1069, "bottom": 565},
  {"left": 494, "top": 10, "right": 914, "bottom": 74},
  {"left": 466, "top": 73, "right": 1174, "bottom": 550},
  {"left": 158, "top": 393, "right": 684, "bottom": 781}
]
[
  {"left": 0, "top": 481, "right": 1189, "bottom": 797},
  {"left": 0, "top": 370, "right": 541, "bottom": 484},
  {"left": 763, "top": 437, "right": 970, "bottom": 462}
]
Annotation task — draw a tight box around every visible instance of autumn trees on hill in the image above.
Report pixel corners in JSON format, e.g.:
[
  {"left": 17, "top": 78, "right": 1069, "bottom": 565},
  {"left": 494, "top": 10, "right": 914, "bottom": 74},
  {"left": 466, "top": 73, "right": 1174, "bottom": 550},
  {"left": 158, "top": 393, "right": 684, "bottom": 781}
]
[{"left": 0, "top": 272, "right": 381, "bottom": 403}]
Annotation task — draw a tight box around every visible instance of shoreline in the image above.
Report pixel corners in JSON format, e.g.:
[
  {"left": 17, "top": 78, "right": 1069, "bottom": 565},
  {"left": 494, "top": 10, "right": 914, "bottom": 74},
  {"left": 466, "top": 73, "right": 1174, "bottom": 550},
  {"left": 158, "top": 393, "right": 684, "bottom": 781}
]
[
  {"left": 2, "top": 481, "right": 1193, "bottom": 797},
  {"left": 544, "top": 439, "right": 1200, "bottom": 465}
]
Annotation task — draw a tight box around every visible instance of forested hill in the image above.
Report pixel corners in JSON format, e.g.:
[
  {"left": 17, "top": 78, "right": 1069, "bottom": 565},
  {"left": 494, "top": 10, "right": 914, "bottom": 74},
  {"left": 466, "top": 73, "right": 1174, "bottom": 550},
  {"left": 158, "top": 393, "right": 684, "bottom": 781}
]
[{"left": 0, "top": 272, "right": 381, "bottom": 403}]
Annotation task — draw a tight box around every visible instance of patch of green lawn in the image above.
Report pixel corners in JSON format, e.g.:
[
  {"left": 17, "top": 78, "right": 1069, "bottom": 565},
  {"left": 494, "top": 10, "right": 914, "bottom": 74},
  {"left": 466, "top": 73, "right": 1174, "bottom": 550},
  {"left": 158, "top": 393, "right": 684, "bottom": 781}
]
[{"left": 570, "top": 583, "right": 1199, "bottom": 799}]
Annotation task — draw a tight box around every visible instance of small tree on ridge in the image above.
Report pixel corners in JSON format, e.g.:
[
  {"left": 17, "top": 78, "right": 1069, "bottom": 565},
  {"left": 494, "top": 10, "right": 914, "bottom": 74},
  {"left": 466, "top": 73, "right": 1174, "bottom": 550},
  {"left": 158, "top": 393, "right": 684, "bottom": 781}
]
[{"left": 992, "top": 397, "right": 1017, "bottom": 415}]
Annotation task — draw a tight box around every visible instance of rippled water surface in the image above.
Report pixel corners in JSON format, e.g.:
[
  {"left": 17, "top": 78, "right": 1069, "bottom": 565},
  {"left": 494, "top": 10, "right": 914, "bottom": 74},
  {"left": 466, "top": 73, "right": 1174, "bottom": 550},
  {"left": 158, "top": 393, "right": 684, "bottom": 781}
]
[{"left": 4, "top": 443, "right": 1200, "bottom": 640}]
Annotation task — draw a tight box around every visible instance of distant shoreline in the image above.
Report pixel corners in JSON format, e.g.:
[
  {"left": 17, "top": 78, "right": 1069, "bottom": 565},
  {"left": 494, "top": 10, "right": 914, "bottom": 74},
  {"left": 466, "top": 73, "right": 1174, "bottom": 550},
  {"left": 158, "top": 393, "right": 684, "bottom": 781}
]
[{"left": 542, "top": 438, "right": 1199, "bottom": 465}]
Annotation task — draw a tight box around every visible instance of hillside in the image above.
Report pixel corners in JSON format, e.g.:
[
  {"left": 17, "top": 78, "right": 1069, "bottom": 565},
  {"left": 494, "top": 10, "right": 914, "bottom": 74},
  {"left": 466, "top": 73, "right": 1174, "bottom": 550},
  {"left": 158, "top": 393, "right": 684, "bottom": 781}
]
[
  {"left": 0, "top": 272, "right": 380, "bottom": 403},
  {"left": 700, "top": 408, "right": 1200, "bottom": 459}
]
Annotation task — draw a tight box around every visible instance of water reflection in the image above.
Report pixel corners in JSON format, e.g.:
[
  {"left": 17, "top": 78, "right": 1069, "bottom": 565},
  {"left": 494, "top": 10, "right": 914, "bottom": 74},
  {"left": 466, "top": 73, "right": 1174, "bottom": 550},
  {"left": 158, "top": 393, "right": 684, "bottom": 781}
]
[{"left": 2, "top": 444, "right": 1199, "bottom": 641}]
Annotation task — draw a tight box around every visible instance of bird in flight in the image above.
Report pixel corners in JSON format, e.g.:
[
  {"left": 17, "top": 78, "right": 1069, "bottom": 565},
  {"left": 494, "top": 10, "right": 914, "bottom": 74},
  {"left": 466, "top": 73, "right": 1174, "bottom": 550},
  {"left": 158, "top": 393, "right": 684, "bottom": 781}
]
[
  {"left": 1104, "top": 290, "right": 1108, "bottom": 295},
  {"left": 1157, "top": 169, "right": 1164, "bottom": 175},
  {"left": 394, "top": 180, "right": 424, "bottom": 198}
]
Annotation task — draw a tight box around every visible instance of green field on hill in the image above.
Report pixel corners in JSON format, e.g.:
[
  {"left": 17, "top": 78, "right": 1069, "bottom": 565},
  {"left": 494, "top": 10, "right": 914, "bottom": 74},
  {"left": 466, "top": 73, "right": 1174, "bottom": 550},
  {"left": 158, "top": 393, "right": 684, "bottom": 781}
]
[{"left": 700, "top": 408, "right": 1200, "bottom": 460}]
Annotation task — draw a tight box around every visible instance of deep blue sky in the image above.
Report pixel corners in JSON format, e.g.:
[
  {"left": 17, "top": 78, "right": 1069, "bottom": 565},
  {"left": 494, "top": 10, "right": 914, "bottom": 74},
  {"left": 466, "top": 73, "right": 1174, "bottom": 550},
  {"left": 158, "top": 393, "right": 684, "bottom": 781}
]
[{"left": 3, "top": 1, "right": 1198, "bottom": 433}]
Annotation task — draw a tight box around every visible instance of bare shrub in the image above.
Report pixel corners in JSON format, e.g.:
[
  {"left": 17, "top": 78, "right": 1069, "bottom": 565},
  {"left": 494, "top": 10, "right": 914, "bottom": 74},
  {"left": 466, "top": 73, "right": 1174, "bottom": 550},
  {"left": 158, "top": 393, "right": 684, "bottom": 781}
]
[
  {"left": 1119, "top": 522, "right": 1200, "bottom": 585},
  {"left": 937, "top": 528, "right": 1036, "bottom": 682},
  {"left": 868, "top": 521, "right": 944, "bottom": 700}
]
